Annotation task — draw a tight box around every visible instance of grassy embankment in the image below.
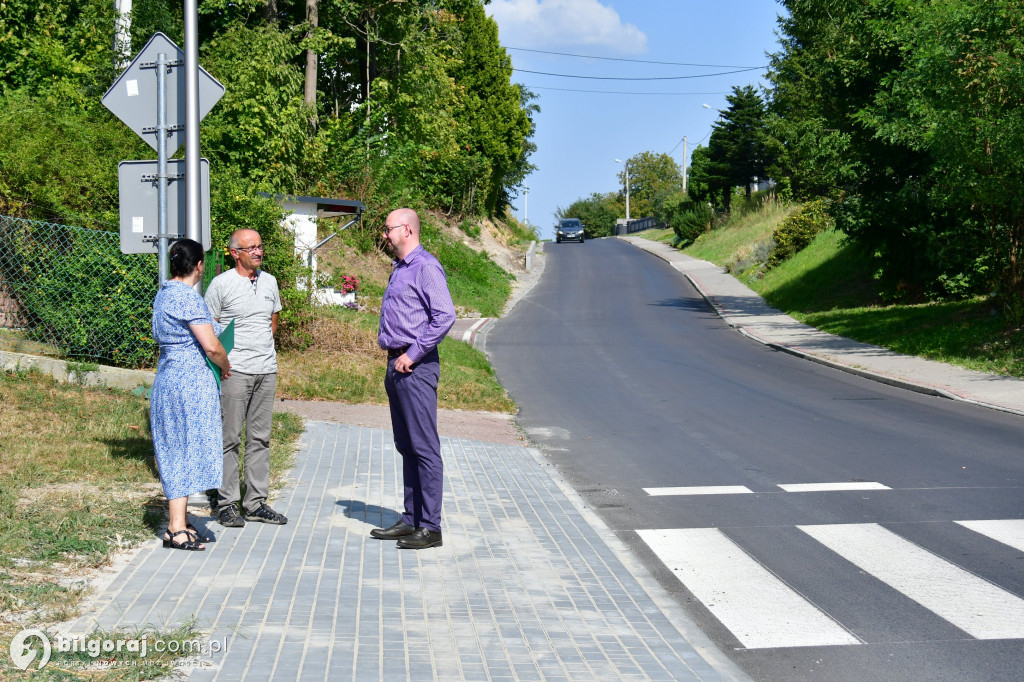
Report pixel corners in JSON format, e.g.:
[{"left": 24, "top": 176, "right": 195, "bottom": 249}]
[
  {"left": 278, "top": 214, "right": 530, "bottom": 412},
  {"left": 0, "top": 368, "right": 304, "bottom": 679},
  {"left": 643, "top": 201, "right": 1023, "bottom": 378}
]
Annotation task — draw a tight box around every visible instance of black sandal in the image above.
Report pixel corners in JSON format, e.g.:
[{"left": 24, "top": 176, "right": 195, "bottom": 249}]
[{"left": 163, "top": 529, "right": 206, "bottom": 551}]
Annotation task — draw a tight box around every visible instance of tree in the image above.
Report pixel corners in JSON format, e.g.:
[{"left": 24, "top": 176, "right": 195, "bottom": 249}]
[
  {"left": 685, "top": 145, "right": 713, "bottom": 204},
  {"left": 616, "top": 151, "right": 683, "bottom": 219},
  {"left": 708, "top": 85, "right": 772, "bottom": 210},
  {"left": 869, "top": 0, "right": 1024, "bottom": 308},
  {"left": 556, "top": 192, "right": 622, "bottom": 238},
  {"left": 448, "top": 3, "right": 533, "bottom": 215},
  {"left": 766, "top": 0, "right": 932, "bottom": 297}
]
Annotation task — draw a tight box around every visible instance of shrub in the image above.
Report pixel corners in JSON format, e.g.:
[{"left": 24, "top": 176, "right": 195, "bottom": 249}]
[
  {"left": 666, "top": 195, "right": 715, "bottom": 246},
  {"left": 767, "top": 199, "right": 834, "bottom": 267}
]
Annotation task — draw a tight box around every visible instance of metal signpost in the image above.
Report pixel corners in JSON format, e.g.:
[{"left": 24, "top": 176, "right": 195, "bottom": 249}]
[{"left": 102, "top": 31, "right": 224, "bottom": 282}]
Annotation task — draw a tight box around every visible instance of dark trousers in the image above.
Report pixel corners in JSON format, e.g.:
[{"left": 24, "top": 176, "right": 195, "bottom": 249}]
[{"left": 384, "top": 349, "right": 443, "bottom": 532}]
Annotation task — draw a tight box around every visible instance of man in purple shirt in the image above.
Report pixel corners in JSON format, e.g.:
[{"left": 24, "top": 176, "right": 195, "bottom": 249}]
[{"left": 372, "top": 208, "right": 456, "bottom": 549}]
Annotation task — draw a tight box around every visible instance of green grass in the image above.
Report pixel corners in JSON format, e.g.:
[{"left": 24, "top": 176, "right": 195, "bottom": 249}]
[
  {"left": 685, "top": 201, "right": 795, "bottom": 266},
  {"left": 279, "top": 327, "right": 515, "bottom": 412},
  {"left": 0, "top": 369, "right": 304, "bottom": 679},
  {"left": 421, "top": 223, "right": 513, "bottom": 318},
  {"left": 674, "top": 208, "right": 1024, "bottom": 378}
]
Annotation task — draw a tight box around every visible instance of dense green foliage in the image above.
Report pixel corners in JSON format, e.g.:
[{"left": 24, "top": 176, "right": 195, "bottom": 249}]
[
  {"left": 615, "top": 151, "right": 684, "bottom": 219},
  {"left": 0, "top": 0, "right": 537, "bottom": 355},
  {"left": 664, "top": 195, "right": 714, "bottom": 246},
  {"left": 767, "top": 198, "right": 833, "bottom": 267},
  {"left": 767, "top": 0, "right": 1024, "bottom": 311}
]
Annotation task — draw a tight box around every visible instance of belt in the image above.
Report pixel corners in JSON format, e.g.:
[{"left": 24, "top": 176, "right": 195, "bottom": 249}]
[{"left": 386, "top": 346, "right": 410, "bottom": 359}]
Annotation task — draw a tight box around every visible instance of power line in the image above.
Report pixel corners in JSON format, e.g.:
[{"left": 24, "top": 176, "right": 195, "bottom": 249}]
[
  {"left": 523, "top": 85, "right": 729, "bottom": 96},
  {"left": 513, "top": 66, "right": 763, "bottom": 81},
  {"left": 504, "top": 46, "right": 765, "bottom": 70}
]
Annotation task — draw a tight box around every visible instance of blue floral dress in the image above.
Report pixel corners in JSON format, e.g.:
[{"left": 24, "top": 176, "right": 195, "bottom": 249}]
[{"left": 150, "top": 281, "right": 223, "bottom": 500}]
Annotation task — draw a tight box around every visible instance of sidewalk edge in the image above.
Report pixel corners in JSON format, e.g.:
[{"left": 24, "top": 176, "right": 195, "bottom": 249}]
[
  {"left": 523, "top": 446, "right": 754, "bottom": 682},
  {"left": 622, "top": 236, "right": 1024, "bottom": 418}
]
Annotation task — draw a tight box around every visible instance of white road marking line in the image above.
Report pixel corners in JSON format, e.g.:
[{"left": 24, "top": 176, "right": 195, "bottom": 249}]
[
  {"left": 778, "top": 482, "right": 891, "bottom": 493},
  {"left": 643, "top": 485, "right": 753, "bottom": 496},
  {"left": 637, "top": 528, "right": 860, "bottom": 649},
  {"left": 461, "top": 318, "right": 489, "bottom": 342},
  {"left": 955, "top": 519, "right": 1024, "bottom": 553},
  {"left": 798, "top": 523, "right": 1024, "bottom": 640}
]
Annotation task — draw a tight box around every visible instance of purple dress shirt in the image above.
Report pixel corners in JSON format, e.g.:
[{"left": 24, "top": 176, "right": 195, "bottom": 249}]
[{"left": 378, "top": 245, "right": 456, "bottom": 362}]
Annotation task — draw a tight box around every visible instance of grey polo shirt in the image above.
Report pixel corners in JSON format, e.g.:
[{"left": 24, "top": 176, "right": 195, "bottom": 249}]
[{"left": 204, "top": 269, "right": 282, "bottom": 375}]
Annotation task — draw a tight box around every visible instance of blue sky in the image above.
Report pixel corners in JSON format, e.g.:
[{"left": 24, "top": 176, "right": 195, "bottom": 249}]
[{"left": 485, "top": 1, "right": 785, "bottom": 238}]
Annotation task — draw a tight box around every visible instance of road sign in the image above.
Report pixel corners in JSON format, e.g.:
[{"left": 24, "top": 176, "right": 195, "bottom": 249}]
[
  {"left": 118, "top": 159, "right": 211, "bottom": 254},
  {"left": 102, "top": 32, "right": 224, "bottom": 155}
]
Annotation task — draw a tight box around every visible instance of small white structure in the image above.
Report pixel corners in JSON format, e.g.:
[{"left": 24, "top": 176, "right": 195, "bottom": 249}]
[{"left": 264, "top": 194, "right": 364, "bottom": 306}]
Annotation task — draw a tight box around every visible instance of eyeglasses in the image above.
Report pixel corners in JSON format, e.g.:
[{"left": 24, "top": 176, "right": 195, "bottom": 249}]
[
  {"left": 382, "top": 223, "right": 407, "bottom": 236},
  {"left": 234, "top": 243, "right": 264, "bottom": 254}
]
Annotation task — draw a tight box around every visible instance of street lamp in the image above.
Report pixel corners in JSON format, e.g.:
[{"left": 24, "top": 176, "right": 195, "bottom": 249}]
[
  {"left": 523, "top": 184, "right": 529, "bottom": 228},
  {"left": 614, "top": 158, "right": 630, "bottom": 221}
]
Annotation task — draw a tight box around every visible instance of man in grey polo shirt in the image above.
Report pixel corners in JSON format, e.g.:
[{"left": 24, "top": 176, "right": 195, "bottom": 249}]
[{"left": 205, "top": 228, "right": 287, "bottom": 528}]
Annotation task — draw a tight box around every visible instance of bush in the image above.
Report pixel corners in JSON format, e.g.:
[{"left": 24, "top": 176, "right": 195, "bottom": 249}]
[
  {"left": 664, "top": 194, "right": 715, "bottom": 246},
  {"left": 767, "top": 199, "right": 834, "bottom": 267}
]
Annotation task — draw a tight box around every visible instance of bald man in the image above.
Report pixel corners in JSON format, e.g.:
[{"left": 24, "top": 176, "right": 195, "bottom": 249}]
[
  {"left": 205, "top": 228, "right": 287, "bottom": 529},
  {"left": 372, "top": 209, "right": 456, "bottom": 549}
]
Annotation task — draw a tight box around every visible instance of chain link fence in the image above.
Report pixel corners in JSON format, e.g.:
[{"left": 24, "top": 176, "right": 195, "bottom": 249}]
[{"left": 0, "top": 215, "right": 225, "bottom": 369}]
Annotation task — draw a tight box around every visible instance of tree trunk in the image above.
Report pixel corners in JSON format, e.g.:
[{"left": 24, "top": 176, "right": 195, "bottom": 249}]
[
  {"left": 304, "top": 0, "right": 318, "bottom": 125},
  {"left": 262, "top": 0, "right": 278, "bottom": 23}
]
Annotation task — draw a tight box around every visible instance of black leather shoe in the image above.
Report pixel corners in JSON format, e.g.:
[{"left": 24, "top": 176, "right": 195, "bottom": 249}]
[
  {"left": 396, "top": 528, "right": 442, "bottom": 549},
  {"left": 370, "top": 521, "right": 416, "bottom": 540}
]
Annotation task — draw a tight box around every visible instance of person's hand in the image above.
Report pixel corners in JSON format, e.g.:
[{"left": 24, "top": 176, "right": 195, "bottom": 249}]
[
  {"left": 221, "top": 363, "right": 232, "bottom": 380},
  {"left": 394, "top": 353, "right": 414, "bottom": 373}
]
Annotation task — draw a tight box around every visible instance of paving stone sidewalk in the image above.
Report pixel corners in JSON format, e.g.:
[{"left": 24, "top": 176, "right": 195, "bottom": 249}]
[{"left": 69, "top": 421, "right": 746, "bottom": 681}]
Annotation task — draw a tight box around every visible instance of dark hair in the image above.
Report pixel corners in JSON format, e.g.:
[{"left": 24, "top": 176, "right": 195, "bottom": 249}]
[{"left": 169, "top": 239, "right": 205, "bottom": 278}]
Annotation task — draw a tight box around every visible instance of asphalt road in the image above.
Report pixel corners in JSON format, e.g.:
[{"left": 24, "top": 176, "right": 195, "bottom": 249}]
[{"left": 485, "top": 237, "right": 1024, "bottom": 682}]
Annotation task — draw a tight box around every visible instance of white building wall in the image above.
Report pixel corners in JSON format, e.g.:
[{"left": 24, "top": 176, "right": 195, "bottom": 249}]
[{"left": 283, "top": 201, "right": 318, "bottom": 290}]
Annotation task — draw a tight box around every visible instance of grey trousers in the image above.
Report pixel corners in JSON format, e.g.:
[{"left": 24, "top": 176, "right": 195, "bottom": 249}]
[{"left": 218, "top": 371, "right": 276, "bottom": 513}]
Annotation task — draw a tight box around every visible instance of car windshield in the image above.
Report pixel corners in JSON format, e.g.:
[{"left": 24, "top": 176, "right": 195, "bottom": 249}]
[{"left": 560, "top": 221, "right": 581, "bottom": 229}]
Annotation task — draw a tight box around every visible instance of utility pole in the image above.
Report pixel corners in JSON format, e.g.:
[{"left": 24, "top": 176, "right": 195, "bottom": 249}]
[
  {"left": 625, "top": 162, "right": 630, "bottom": 220},
  {"left": 184, "top": 0, "right": 201, "bottom": 290},
  {"left": 682, "top": 136, "right": 688, "bottom": 195},
  {"left": 615, "top": 158, "right": 630, "bottom": 221}
]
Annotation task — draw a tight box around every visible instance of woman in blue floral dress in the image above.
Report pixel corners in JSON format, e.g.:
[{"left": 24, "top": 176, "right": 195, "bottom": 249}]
[{"left": 151, "top": 239, "right": 231, "bottom": 551}]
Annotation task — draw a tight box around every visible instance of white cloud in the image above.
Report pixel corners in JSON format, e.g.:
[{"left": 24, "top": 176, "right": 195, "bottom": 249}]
[{"left": 487, "top": 0, "right": 647, "bottom": 55}]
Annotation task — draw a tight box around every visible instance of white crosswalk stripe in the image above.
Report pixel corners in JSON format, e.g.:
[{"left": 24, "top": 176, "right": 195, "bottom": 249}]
[
  {"left": 954, "top": 519, "right": 1024, "bottom": 553},
  {"left": 643, "top": 485, "right": 753, "bottom": 496},
  {"left": 639, "top": 520, "right": 1024, "bottom": 649},
  {"left": 799, "top": 523, "right": 1024, "bottom": 640},
  {"left": 777, "top": 481, "right": 890, "bottom": 492},
  {"left": 636, "top": 528, "right": 860, "bottom": 649}
]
